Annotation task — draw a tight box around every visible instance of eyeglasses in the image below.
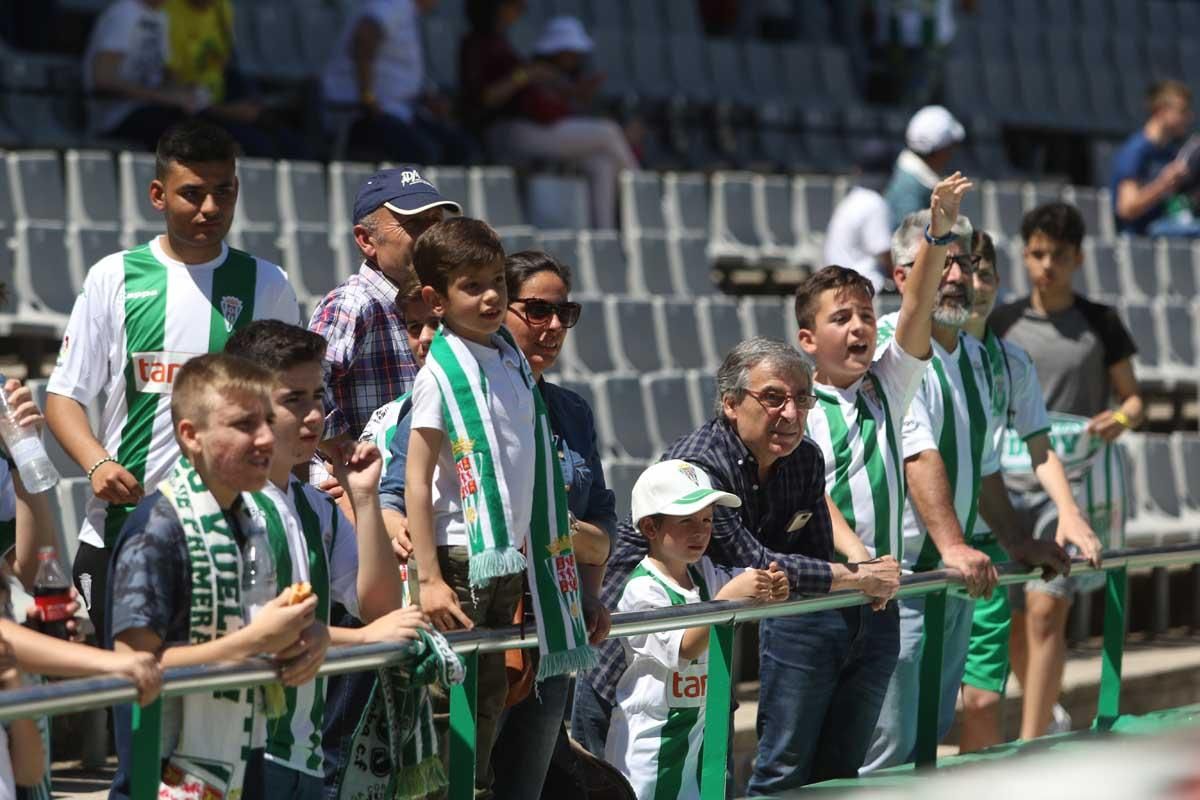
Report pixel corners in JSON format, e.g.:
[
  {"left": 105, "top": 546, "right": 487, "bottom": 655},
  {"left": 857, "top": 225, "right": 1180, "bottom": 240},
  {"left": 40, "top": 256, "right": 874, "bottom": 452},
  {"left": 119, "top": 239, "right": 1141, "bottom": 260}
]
[
  {"left": 744, "top": 388, "right": 818, "bottom": 413},
  {"left": 901, "top": 254, "right": 982, "bottom": 274},
  {"left": 509, "top": 297, "right": 582, "bottom": 328}
]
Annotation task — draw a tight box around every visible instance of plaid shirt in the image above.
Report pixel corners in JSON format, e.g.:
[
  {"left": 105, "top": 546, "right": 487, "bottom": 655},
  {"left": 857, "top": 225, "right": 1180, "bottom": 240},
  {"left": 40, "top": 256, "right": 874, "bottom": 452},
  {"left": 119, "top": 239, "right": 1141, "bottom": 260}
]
[
  {"left": 588, "top": 417, "right": 836, "bottom": 703},
  {"left": 308, "top": 263, "right": 419, "bottom": 439}
]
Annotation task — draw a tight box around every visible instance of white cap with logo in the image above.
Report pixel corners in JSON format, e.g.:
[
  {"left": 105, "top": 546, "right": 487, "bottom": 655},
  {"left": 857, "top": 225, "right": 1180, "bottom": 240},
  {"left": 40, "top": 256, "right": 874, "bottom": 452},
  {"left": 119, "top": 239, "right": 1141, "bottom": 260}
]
[
  {"left": 905, "top": 105, "right": 965, "bottom": 155},
  {"left": 631, "top": 459, "right": 742, "bottom": 526}
]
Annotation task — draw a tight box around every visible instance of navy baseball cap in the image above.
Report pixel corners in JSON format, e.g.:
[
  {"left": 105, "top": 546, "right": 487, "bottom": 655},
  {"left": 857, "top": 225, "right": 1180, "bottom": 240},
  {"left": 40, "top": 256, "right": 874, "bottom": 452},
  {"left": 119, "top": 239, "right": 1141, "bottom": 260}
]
[{"left": 352, "top": 165, "right": 462, "bottom": 223}]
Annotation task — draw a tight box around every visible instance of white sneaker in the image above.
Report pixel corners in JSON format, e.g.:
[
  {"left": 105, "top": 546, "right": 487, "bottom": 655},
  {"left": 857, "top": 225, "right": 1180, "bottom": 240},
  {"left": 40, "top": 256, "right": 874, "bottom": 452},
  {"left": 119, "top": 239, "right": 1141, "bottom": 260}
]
[{"left": 1047, "top": 703, "right": 1072, "bottom": 734}]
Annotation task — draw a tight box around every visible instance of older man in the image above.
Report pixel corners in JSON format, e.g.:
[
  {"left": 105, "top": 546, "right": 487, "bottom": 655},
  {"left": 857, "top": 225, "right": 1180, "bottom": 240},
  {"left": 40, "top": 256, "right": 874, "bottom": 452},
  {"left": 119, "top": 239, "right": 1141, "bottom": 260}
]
[
  {"left": 308, "top": 165, "right": 461, "bottom": 443},
  {"left": 862, "top": 212, "right": 1071, "bottom": 772},
  {"left": 573, "top": 338, "right": 902, "bottom": 780}
]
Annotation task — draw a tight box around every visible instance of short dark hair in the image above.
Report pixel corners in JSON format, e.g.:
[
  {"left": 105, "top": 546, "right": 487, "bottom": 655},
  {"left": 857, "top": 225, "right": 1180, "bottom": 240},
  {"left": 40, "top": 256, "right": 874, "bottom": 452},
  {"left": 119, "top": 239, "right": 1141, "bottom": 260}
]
[
  {"left": 1020, "top": 202, "right": 1085, "bottom": 249},
  {"left": 1147, "top": 79, "right": 1191, "bottom": 116},
  {"left": 224, "top": 319, "right": 327, "bottom": 374},
  {"left": 155, "top": 119, "right": 239, "bottom": 178},
  {"left": 505, "top": 250, "right": 573, "bottom": 299},
  {"left": 793, "top": 266, "right": 876, "bottom": 330},
  {"left": 412, "top": 217, "right": 505, "bottom": 294},
  {"left": 972, "top": 230, "right": 997, "bottom": 272}
]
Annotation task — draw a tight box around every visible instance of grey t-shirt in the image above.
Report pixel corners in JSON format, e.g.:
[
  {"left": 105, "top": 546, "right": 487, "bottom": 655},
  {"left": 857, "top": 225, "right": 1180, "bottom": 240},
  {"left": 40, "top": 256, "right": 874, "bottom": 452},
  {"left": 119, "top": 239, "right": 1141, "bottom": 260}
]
[{"left": 990, "top": 295, "right": 1137, "bottom": 419}]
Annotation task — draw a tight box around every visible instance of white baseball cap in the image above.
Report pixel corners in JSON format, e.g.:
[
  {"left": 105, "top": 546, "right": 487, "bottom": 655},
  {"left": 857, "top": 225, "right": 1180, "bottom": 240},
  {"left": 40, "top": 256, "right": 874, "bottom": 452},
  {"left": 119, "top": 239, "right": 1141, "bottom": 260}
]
[
  {"left": 631, "top": 459, "right": 742, "bottom": 527},
  {"left": 905, "top": 105, "right": 965, "bottom": 155},
  {"left": 533, "top": 16, "right": 594, "bottom": 56}
]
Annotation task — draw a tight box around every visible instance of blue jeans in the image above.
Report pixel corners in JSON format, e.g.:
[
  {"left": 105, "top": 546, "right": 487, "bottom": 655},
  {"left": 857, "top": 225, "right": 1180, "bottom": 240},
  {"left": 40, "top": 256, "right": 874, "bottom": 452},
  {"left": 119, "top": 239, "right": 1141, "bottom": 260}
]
[
  {"left": 860, "top": 593, "right": 975, "bottom": 773},
  {"left": 747, "top": 604, "right": 900, "bottom": 795},
  {"left": 570, "top": 675, "right": 613, "bottom": 758},
  {"left": 263, "top": 758, "right": 324, "bottom": 800},
  {"left": 491, "top": 674, "right": 571, "bottom": 799}
]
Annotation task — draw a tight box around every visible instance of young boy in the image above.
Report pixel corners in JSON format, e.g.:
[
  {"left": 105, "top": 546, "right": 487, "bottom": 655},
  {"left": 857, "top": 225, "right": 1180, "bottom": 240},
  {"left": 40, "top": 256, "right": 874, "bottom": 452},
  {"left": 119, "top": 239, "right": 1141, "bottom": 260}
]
[
  {"left": 405, "top": 217, "right": 594, "bottom": 794},
  {"left": 224, "top": 320, "right": 420, "bottom": 796},
  {"left": 957, "top": 230, "right": 1104, "bottom": 752},
  {"left": 605, "top": 459, "right": 787, "bottom": 800},
  {"left": 107, "top": 353, "right": 320, "bottom": 800},
  {"left": 990, "top": 203, "right": 1141, "bottom": 740}
]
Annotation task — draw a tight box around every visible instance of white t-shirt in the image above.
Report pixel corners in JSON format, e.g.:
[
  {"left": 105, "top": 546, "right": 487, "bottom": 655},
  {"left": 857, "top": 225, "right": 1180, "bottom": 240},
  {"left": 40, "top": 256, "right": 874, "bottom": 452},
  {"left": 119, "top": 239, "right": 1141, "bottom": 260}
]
[
  {"left": 47, "top": 237, "right": 299, "bottom": 551},
  {"left": 409, "top": 334, "right": 535, "bottom": 549},
  {"left": 322, "top": 0, "right": 424, "bottom": 120},
  {"left": 823, "top": 186, "right": 894, "bottom": 291},
  {"left": 83, "top": 0, "right": 170, "bottom": 133},
  {"left": 606, "top": 557, "right": 735, "bottom": 800},
  {"left": 806, "top": 338, "right": 926, "bottom": 561},
  {"left": 878, "top": 312, "right": 1000, "bottom": 571}
]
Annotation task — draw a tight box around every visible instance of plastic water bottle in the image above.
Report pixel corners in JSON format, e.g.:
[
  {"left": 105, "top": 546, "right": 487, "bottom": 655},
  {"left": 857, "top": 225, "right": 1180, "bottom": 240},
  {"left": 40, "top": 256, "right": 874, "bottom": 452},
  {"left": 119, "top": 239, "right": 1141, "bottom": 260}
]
[
  {"left": 0, "top": 383, "right": 58, "bottom": 494},
  {"left": 241, "top": 529, "right": 277, "bottom": 623},
  {"left": 33, "top": 547, "right": 72, "bottom": 640}
]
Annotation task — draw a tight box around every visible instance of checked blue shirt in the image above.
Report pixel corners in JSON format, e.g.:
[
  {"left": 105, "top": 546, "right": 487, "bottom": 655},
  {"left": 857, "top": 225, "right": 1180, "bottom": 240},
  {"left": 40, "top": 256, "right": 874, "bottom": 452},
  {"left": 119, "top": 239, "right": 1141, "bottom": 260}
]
[{"left": 588, "top": 417, "right": 836, "bottom": 703}]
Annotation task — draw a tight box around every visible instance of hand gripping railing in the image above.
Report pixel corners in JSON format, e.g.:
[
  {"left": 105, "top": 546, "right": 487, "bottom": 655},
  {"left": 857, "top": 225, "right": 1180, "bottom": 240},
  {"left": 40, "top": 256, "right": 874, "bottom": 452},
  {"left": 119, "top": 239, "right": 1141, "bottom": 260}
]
[{"left": 1, "top": 544, "right": 1199, "bottom": 799}]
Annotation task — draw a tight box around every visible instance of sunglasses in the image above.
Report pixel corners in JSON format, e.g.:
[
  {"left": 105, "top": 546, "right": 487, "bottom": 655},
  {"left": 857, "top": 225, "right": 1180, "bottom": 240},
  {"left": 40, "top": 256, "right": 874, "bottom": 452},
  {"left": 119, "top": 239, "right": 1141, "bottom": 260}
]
[{"left": 509, "top": 297, "right": 582, "bottom": 328}]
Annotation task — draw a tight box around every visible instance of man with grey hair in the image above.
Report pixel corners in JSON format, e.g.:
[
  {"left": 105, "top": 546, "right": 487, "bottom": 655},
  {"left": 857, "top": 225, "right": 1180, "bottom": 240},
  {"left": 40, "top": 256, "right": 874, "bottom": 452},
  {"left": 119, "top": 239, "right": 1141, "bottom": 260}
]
[
  {"left": 572, "top": 336, "right": 902, "bottom": 763},
  {"left": 863, "top": 210, "right": 1070, "bottom": 772},
  {"left": 308, "top": 165, "right": 461, "bottom": 443}
]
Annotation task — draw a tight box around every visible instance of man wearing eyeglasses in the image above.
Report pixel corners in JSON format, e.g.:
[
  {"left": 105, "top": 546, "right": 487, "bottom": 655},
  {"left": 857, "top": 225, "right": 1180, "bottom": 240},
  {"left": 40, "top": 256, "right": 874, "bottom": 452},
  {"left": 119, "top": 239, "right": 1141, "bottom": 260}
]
[
  {"left": 860, "top": 212, "right": 1071, "bottom": 773},
  {"left": 574, "top": 338, "right": 904, "bottom": 766},
  {"left": 307, "top": 166, "right": 462, "bottom": 445}
]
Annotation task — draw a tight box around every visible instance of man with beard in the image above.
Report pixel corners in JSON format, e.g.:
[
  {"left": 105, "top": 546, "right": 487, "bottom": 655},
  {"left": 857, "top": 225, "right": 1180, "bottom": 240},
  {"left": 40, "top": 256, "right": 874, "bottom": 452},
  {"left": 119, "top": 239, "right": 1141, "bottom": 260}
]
[{"left": 861, "top": 211, "right": 1070, "bottom": 772}]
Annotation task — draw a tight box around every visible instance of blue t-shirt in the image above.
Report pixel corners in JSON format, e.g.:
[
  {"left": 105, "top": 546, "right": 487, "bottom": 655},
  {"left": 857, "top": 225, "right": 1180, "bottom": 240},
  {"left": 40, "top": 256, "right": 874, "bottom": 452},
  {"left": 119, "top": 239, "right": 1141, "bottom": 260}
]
[
  {"left": 1110, "top": 130, "right": 1181, "bottom": 235},
  {"left": 378, "top": 379, "right": 618, "bottom": 537}
]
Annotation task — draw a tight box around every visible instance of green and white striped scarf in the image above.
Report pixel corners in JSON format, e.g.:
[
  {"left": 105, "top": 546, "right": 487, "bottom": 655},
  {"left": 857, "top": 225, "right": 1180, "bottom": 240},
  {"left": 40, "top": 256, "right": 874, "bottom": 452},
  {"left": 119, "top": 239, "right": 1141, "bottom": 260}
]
[
  {"left": 159, "top": 455, "right": 265, "bottom": 800},
  {"left": 426, "top": 326, "right": 596, "bottom": 679}
]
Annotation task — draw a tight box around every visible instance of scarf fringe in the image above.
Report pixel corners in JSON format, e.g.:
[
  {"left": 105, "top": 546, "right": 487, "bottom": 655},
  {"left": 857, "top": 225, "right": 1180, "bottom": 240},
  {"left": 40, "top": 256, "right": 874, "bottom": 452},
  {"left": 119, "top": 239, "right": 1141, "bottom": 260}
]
[
  {"left": 535, "top": 644, "right": 598, "bottom": 681},
  {"left": 393, "top": 755, "right": 448, "bottom": 800},
  {"left": 468, "top": 546, "right": 526, "bottom": 587}
]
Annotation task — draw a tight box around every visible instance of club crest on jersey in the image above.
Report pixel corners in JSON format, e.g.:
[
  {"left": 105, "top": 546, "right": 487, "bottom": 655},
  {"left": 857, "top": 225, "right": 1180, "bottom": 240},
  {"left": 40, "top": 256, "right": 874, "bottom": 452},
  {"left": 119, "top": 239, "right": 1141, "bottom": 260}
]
[{"left": 219, "top": 296, "right": 244, "bottom": 333}]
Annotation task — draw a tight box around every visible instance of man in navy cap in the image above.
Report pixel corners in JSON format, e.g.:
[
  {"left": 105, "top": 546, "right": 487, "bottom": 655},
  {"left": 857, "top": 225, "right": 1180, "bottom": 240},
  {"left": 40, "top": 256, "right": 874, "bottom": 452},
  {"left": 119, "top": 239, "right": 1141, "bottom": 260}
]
[{"left": 308, "top": 165, "right": 462, "bottom": 444}]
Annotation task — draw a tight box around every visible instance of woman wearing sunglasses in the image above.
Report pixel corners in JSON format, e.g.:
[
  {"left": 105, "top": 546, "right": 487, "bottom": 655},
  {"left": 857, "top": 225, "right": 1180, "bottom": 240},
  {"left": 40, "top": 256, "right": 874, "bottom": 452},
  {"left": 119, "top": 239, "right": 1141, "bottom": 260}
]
[{"left": 490, "top": 251, "right": 617, "bottom": 799}]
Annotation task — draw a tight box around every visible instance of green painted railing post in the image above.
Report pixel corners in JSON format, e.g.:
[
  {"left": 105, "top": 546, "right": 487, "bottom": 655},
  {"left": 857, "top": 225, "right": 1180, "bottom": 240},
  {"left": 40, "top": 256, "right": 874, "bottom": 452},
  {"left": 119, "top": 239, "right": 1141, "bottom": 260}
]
[
  {"left": 1094, "top": 565, "right": 1128, "bottom": 730},
  {"left": 130, "top": 699, "right": 162, "bottom": 800},
  {"left": 448, "top": 649, "right": 478, "bottom": 800},
  {"left": 914, "top": 589, "right": 947, "bottom": 767},
  {"left": 700, "top": 623, "right": 734, "bottom": 800}
]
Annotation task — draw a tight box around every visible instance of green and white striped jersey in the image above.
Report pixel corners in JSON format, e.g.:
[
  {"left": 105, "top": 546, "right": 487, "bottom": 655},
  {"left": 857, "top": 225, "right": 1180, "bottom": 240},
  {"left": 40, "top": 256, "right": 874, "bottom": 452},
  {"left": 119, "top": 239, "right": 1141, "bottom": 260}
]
[
  {"left": 878, "top": 312, "right": 1000, "bottom": 571},
  {"left": 47, "top": 238, "right": 299, "bottom": 549},
  {"left": 973, "top": 329, "right": 1051, "bottom": 540},
  {"left": 251, "top": 477, "right": 360, "bottom": 777},
  {"left": 606, "top": 557, "right": 732, "bottom": 800},
  {"left": 805, "top": 339, "right": 926, "bottom": 561}
]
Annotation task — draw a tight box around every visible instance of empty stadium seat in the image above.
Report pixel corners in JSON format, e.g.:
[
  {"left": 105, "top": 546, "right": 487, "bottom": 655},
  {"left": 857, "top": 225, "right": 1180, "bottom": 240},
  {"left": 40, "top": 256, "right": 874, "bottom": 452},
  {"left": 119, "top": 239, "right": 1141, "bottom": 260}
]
[
  {"left": 1132, "top": 434, "right": 1190, "bottom": 535},
  {"left": 1173, "top": 433, "right": 1200, "bottom": 517},
  {"left": 663, "top": 172, "right": 709, "bottom": 234},
  {"left": 610, "top": 297, "right": 665, "bottom": 373},
  {"left": 65, "top": 150, "right": 119, "bottom": 227},
  {"left": 1086, "top": 241, "right": 1122, "bottom": 300},
  {"left": 231, "top": 228, "right": 285, "bottom": 273},
  {"left": 423, "top": 167, "right": 469, "bottom": 215},
  {"left": 1160, "top": 300, "right": 1199, "bottom": 382},
  {"left": 278, "top": 160, "right": 330, "bottom": 228},
  {"left": 8, "top": 151, "right": 65, "bottom": 224},
  {"left": 1122, "top": 300, "right": 1163, "bottom": 383},
  {"left": 118, "top": 152, "right": 159, "bottom": 230},
  {"left": 470, "top": 166, "right": 528, "bottom": 229},
  {"left": 67, "top": 224, "right": 121, "bottom": 278},
  {"left": 627, "top": 231, "right": 673, "bottom": 296},
  {"left": 595, "top": 373, "right": 656, "bottom": 459},
  {"left": 757, "top": 174, "right": 804, "bottom": 264},
  {"left": 1121, "top": 237, "right": 1159, "bottom": 299},
  {"left": 248, "top": 4, "right": 306, "bottom": 81},
  {"left": 796, "top": 175, "right": 836, "bottom": 238},
  {"left": 643, "top": 371, "right": 693, "bottom": 453},
  {"left": 670, "top": 232, "right": 719, "bottom": 296},
  {"left": 620, "top": 171, "right": 668, "bottom": 235},
  {"left": 535, "top": 229, "right": 581, "bottom": 279},
  {"left": 233, "top": 158, "right": 281, "bottom": 230},
  {"left": 563, "top": 292, "right": 617, "bottom": 374},
  {"left": 741, "top": 296, "right": 789, "bottom": 342},
  {"left": 699, "top": 296, "right": 743, "bottom": 368},
  {"left": 282, "top": 228, "right": 342, "bottom": 301},
  {"left": 1162, "top": 240, "right": 1198, "bottom": 299},
  {"left": 656, "top": 298, "right": 706, "bottom": 370},
  {"left": 603, "top": 458, "right": 647, "bottom": 522},
  {"left": 709, "top": 172, "right": 761, "bottom": 264},
  {"left": 688, "top": 371, "right": 718, "bottom": 423},
  {"left": 328, "top": 161, "right": 377, "bottom": 231},
  {"left": 526, "top": 173, "right": 591, "bottom": 230},
  {"left": 16, "top": 220, "right": 73, "bottom": 321}
]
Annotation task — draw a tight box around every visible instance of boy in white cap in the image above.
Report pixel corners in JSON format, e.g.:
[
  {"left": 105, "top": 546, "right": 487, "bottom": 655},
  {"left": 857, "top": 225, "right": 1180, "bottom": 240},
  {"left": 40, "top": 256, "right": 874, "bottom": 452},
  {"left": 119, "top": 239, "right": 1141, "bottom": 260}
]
[
  {"left": 605, "top": 460, "right": 787, "bottom": 800},
  {"left": 884, "top": 105, "right": 965, "bottom": 226}
]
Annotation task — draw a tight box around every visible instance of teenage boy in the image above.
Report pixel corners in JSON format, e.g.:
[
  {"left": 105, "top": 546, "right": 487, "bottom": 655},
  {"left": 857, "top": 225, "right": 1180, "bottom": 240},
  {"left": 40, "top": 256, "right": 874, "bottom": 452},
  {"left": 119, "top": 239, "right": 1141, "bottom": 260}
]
[
  {"left": 605, "top": 459, "right": 787, "bottom": 800},
  {"left": 46, "top": 119, "right": 299, "bottom": 638},
  {"left": 783, "top": 174, "right": 970, "bottom": 790},
  {"left": 224, "top": 320, "right": 422, "bottom": 796},
  {"left": 404, "top": 217, "right": 593, "bottom": 796},
  {"left": 990, "top": 203, "right": 1142, "bottom": 741},
  {"left": 957, "top": 230, "right": 1104, "bottom": 752},
  {"left": 108, "top": 353, "right": 321, "bottom": 800},
  {"left": 861, "top": 212, "right": 1071, "bottom": 773}
]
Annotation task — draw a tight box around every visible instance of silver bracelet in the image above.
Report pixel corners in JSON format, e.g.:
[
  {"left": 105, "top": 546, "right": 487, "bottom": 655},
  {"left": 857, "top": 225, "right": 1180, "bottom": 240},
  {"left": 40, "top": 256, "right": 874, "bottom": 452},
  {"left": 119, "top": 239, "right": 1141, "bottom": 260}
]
[{"left": 87, "top": 456, "right": 118, "bottom": 480}]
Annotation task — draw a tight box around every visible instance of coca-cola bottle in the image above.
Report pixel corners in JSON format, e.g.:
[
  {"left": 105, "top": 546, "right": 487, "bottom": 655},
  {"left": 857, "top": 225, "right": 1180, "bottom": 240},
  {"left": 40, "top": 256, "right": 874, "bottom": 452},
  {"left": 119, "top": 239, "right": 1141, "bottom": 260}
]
[{"left": 33, "top": 547, "right": 72, "bottom": 639}]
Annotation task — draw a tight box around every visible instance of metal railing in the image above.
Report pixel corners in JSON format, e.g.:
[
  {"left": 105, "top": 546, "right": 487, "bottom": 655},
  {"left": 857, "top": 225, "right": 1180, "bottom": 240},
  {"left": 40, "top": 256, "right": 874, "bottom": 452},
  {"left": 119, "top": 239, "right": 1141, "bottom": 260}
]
[{"left": 1, "top": 544, "right": 1198, "bottom": 799}]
